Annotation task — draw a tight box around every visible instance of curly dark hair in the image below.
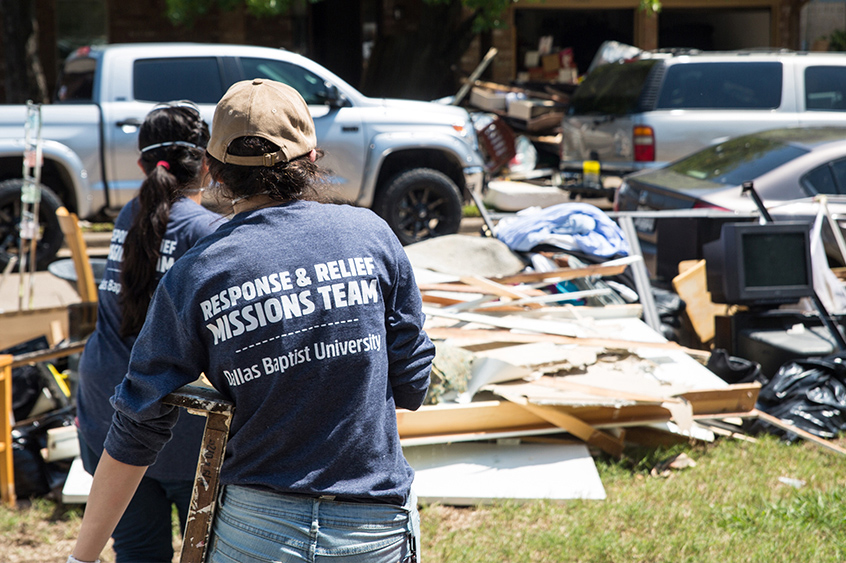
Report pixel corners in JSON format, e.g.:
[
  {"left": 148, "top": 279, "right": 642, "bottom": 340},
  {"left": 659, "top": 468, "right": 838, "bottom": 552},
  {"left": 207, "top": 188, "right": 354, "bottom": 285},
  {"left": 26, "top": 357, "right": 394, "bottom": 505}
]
[{"left": 206, "top": 136, "right": 326, "bottom": 204}]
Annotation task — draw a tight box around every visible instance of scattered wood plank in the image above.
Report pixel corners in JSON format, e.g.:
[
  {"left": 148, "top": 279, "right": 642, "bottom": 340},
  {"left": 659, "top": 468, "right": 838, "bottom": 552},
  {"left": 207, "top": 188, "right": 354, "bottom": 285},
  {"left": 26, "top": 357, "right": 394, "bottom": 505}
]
[
  {"left": 752, "top": 409, "right": 846, "bottom": 456},
  {"left": 423, "top": 326, "right": 711, "bottom": 360},
  {"left": 459, "top": 275, "right": 545, "bottom": 300},
  {"left": 680, "top": 383, "right": 760, "bottom": 416},
  {"left": 10, "top": 339, "right": 88, "bottom": 369},
  {"left": 511, "top": 399, "right": 625, "bottom": 458},
  {"left": 694, "top": 409, "right": 846, "bottom": 456},
  {"left": 421, "top": 294, "right": 469, "bottom": 307},
  {"left": 491, "top": 262, "right": 631, "bottom": 285}
]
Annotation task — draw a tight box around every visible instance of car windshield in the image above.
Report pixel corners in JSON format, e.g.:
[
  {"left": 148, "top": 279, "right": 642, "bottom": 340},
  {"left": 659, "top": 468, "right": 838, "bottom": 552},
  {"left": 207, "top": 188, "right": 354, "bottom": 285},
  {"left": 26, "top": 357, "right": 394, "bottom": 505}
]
[
  {"left": 667, "top": 135, "right": 809, "bottom": 187},
  {"left": 568, "top": 59, "right": 659, "bottom": 115}
]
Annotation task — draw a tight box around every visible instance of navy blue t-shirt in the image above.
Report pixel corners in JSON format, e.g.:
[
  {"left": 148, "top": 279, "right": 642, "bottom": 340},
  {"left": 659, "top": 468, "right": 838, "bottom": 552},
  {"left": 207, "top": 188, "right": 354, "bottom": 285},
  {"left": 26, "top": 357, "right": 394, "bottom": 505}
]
[
  {"left": 77, "top": 197, "right": 225, "bottom": 481},
  {"left": 105, "top": 200, "right": 433, "bottom": 504}
]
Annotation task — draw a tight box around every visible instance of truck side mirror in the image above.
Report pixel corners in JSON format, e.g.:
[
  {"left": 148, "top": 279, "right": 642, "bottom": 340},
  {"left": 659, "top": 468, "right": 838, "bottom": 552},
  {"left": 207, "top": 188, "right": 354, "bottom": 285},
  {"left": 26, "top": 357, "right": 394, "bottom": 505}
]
[{"left": 324, "top": 84, "right": 350, "bottom": 109}]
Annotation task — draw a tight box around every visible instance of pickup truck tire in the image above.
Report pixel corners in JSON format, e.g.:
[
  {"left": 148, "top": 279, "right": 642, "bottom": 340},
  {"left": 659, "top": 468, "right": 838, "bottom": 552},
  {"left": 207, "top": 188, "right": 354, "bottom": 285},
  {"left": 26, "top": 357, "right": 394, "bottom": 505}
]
[
  {"left": 374, "top": 168, "right": 463, "bottom": 246},
  {"left": 0, "top": 179, "right": 65, "bottom": 271}
]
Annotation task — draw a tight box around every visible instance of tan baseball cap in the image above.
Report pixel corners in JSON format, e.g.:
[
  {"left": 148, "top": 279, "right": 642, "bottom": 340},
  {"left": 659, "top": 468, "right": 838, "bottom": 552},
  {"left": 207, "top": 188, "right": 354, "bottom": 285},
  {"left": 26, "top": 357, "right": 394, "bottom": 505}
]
[{"left": 207, "top": 78, "right": 316, "bottom": 167}]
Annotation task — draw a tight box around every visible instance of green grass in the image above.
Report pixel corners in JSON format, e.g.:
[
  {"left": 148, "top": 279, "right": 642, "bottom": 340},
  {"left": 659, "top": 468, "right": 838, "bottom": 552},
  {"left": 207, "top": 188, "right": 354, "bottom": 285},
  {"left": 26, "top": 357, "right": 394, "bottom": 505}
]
[
  {"left": 462, "top": 203, "right": 481, "bottom": 218},
  {"left": 419, "top": 435, "right": 846, "bottom": 563},
  {"left": 2, "top": 435, "right": 845, "bottom": 562}
]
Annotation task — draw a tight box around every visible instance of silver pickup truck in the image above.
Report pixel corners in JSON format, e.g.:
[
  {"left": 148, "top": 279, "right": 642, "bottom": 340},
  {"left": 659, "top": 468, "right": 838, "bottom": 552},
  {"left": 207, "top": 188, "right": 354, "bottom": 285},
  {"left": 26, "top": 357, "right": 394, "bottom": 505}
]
[{"left": 0, "top": 43, "right": 487, "bottom": 268}]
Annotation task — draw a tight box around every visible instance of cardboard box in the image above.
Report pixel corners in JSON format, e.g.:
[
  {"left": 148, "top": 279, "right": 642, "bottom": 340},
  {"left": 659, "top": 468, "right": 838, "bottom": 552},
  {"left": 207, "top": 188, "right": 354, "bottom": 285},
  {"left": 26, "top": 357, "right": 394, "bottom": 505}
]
[
  {"left": 541, "top": 53, "right": 561, "bottom": 73},
  {"left": 507, "top": 99, "right": 558, "bottom": 121},
  {"left": 557, "top": 67, "right": 579, "bottom": 84},
  {"left": 527, "top": 67, "right": 546, "bottom": 81},
  {"left": 524, "top": 50, "right": 540, "bottom": 68},
  {"left": 470, "top": 87, "right": 507, "bottom": 111}
]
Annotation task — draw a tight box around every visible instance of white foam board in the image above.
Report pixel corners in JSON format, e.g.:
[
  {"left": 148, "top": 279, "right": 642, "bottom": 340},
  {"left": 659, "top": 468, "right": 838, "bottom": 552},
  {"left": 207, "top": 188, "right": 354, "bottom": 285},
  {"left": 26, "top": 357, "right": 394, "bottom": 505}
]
[
  {"left": 62, "top": 456, "right": 93, "bottom": 504},
  {"left": 404, "top": 441, "right": 605, "bottom": 505}
]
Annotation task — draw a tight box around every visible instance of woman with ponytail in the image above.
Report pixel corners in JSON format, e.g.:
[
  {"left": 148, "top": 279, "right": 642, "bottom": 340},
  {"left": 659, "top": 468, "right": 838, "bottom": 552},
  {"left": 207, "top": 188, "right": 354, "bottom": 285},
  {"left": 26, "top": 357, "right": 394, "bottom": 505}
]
[{"left": 75, "top": 101, "right": 224, "bottom": 563}]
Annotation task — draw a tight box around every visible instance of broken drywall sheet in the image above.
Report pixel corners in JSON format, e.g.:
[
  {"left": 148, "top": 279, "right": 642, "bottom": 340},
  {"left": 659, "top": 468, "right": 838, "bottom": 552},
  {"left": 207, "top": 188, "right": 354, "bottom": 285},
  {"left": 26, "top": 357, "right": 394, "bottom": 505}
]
[
  {"left": 471, "top": 341, "right": 600, "bottom": 378},
  {"left": 456, "top": 356, "right": 534, "bottom": 403},
  {"left": 405, "top": 235, "right": 527, "bottom": 278},
  {"left": 404, "top": 441, "right": 606, "bottom": 504}
]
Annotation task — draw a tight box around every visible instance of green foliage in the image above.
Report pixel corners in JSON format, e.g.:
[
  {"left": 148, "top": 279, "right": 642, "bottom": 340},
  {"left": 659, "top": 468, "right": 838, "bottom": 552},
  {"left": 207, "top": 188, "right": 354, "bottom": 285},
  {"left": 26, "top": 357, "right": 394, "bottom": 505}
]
[
  {"left": 423, "top": 0, "right": 515, "bottom": 32},
  {"left": 827, "top": 29, "right": 846, "bottom": 52},
  {"left": 639, "top": 0, "right": 662, "bottom": 14},
  {"left": 165, "top": 0, "right": 302, "bottom": 25},
  {"left": 164, "top": 0, "right": 516, "bottom": 32}
]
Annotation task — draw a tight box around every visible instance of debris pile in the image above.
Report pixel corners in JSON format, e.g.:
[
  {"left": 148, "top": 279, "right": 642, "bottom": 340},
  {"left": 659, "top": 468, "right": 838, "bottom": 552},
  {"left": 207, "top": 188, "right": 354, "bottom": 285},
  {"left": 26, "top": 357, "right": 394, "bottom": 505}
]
[{"left": 396, "top": 212, "right": 846, "bottom": 504}]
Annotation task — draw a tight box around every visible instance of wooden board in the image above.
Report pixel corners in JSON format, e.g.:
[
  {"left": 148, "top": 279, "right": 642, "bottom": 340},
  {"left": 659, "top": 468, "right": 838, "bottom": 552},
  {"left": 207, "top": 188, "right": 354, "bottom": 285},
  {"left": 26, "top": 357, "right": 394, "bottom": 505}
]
[
  {"left": 396, "top": 400, "right": 674, "bottom": 443},
  {"left": 680, "top": 383, "right": 760, "bottom": 415},
  {"left": 672, "top": 259, "right": 729, "bottom": 344},
  {"left": 0, "top": 306, "right": 68, "bottom": 350}
]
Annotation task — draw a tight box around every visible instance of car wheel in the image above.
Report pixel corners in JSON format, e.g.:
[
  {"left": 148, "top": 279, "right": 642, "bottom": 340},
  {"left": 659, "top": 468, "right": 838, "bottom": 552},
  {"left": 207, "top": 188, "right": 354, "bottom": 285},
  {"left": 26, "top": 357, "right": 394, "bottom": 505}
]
[
  {"left": 0, "top": 179, "right": 65, "bottom": 271},
  {"left": 374, "top": 168, "right": 463, "bottom": 245}
]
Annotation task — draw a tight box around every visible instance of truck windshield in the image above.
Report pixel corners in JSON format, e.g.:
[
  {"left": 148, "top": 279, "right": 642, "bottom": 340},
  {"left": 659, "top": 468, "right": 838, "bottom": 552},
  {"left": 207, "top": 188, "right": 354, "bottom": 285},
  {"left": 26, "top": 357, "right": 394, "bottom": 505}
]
[
  {"left": 567, "top": 59, "right": 658, "bottom": 116},
  {"left": 55, "top": 54, "right": 97, "bottom": 102}
]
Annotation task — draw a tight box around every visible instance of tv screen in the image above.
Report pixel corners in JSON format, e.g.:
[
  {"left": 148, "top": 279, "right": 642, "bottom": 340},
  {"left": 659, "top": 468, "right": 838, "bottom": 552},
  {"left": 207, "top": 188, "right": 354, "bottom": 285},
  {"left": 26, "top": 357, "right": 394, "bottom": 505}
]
[{"left": 704, "top": 221, "right": 814, "bottom": 306}]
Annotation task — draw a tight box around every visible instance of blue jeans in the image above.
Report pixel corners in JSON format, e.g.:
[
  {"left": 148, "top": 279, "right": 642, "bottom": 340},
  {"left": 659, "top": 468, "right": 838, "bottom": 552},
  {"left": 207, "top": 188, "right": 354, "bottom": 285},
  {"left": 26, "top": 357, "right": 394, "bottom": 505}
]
[
  {"left": 209, "top": 485, "right": 420, "bottom": 563},
  {"left": 78, "top": 435, "right": 194, "bottom": 563}
]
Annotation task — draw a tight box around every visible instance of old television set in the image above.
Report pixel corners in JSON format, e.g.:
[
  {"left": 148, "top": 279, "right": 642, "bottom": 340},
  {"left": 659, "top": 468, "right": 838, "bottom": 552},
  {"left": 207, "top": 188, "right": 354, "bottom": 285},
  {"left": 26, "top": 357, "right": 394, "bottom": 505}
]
[{"left": 703, "top": 221, "right": 814, "bottom": 307}]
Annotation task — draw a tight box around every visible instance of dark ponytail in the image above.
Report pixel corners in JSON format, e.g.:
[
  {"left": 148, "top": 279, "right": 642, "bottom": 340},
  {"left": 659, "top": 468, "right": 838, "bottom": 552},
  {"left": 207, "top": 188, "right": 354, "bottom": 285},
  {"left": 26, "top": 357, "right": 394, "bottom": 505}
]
[{"left": 119, "top": 106, "right": 209, "bottom": 337}]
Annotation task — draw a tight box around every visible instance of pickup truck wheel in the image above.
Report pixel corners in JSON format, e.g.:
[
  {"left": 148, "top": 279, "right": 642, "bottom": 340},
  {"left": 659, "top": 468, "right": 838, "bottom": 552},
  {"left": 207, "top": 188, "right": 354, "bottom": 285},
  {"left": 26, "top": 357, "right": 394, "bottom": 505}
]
[
  {"left": 374, "top": 168, "right": 462, "bottom": 245},
  {"left": 0, "top": 179, "right": 65, "bottom": 271}
]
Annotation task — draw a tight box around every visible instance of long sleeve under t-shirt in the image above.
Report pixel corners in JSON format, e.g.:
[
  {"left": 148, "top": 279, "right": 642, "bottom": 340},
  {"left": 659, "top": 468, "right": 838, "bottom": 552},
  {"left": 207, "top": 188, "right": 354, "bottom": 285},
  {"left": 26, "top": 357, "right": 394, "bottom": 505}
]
[{"left": 104, "top": 200, "right": 433, "bottom": 504}]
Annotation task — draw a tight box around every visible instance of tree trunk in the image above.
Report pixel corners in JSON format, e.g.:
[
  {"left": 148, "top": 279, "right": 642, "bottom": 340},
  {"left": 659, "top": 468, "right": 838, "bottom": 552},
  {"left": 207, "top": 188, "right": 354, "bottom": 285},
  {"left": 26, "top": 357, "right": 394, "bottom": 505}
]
[
  {"left": 360, "top": 1, "right": 478, "bottom": 100},
  {"left": 0, "top": 0, "right": 48, "bottom": 103},
  {"left": 311, "top": 0, "right": 363, "bottom": 88}
]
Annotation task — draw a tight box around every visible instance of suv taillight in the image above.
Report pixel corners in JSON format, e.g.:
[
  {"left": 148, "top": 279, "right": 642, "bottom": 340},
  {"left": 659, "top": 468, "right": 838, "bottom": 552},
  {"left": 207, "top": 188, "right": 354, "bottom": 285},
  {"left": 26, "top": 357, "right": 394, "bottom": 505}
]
[{"left": 633, "top": 126, "right": 655, "bottom": 162}]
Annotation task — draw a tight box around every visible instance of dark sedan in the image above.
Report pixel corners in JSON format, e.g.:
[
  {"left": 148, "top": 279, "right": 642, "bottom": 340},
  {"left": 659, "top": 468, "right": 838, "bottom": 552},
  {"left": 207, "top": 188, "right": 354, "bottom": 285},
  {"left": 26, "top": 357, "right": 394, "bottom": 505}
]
[{"left": 614, "top": 126, "right": 846, "bottom": 278}]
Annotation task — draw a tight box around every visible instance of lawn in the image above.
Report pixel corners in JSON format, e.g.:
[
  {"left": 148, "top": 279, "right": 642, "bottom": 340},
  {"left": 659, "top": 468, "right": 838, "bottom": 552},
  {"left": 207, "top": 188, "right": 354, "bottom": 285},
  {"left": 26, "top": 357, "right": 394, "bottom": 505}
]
[{"left": 1, "top": 434, "right": 844, "bottom": 563}]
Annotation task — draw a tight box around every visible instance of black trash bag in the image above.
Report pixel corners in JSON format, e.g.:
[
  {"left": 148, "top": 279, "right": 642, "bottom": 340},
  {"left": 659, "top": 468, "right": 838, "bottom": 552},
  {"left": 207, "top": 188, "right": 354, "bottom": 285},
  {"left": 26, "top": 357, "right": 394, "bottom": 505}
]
[
  {"left": 11, "top": 406, "right": 76, "bottom": 499},
  {"left": 748, "top": 358, "right": 846, "bottom": 441},
  {"left": 652, "top": 287, "right": 686, "bottom": 342},
  {"left": 706, "top": 348, "right": 766, "bottom": 386},
  {"left": 2, "top": 335, "right": 52, "bottom": 421},
  {"left": 11, "top": 364, "right": 45, "bottom": 422}
]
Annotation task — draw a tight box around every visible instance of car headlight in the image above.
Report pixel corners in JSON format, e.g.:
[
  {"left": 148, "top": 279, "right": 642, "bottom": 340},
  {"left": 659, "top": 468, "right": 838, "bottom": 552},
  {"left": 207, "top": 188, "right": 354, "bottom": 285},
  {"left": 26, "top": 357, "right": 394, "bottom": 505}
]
[{"left": 452, "top": 120, "right": 480, "bottom": 150}]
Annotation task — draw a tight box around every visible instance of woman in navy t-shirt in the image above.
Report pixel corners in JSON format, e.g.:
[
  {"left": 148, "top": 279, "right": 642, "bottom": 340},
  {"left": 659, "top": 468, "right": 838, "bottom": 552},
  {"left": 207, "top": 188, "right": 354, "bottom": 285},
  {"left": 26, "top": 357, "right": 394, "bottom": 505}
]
[{"left": 71, "top": 81, "right": 433, "bottom": 563}]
